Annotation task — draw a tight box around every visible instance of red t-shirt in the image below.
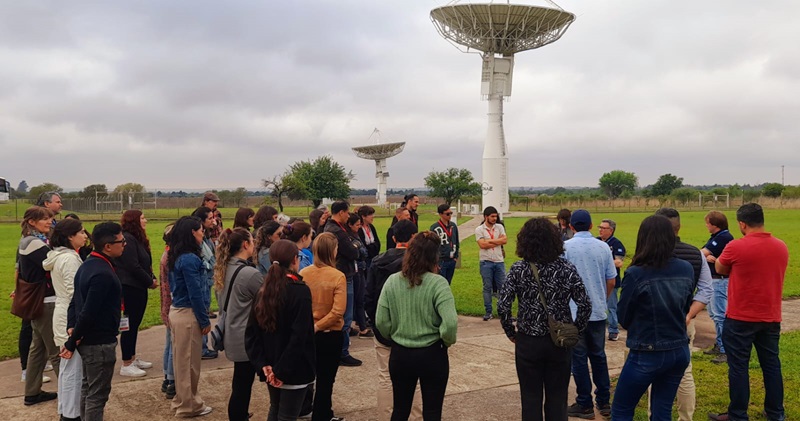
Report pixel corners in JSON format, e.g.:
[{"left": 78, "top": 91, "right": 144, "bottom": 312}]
[{"left": 718, "top": 232, "right": 788, "bottom": 322}]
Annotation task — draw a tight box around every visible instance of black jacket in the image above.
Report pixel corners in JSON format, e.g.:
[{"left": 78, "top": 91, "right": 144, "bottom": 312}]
[
  {"left": 114, "top": 232, "right": 154, "bottom": 289},
  {"left": 358, "top": 224, "right": 381, "bottom": 260},
  {"left": 66, "top": 253, "right": 122, "bottom": 351},
  {"left": 323, "top": 219, "right": 360, "bottom": 277},
  {"left": 245, "top": 280, "right": 315, "bottom": 385},
  {"left": 365, "top": 248, "right": 406, "bottom": 346}
]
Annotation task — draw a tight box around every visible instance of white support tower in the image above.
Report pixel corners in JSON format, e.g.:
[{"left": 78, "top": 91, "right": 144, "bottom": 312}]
[
  {"left": 352, "top": 128, "right": 406, "bottom": 206},
  {"left": 431, "top": 1, "right": 575, "bottom": 215}
]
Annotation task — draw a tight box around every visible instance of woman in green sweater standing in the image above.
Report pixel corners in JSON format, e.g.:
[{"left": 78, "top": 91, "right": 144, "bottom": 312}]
[{"left": 376, "top": 231, "right": 458, "bottom": 421}]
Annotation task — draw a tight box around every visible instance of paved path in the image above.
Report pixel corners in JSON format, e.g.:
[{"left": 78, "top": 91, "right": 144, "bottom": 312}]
[{"left": 3, "top": 301, "right": 800, "bottom": 421}]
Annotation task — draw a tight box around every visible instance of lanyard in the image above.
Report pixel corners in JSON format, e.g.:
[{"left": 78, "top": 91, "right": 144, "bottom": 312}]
[
  {"left": 485, "top": 225, "right": 495, "bottom": 240},
  {"left": 286, "top": 273, "right": 299, "bottom": 282},
  {"left": 334, "top": 220, "right": 348, "bottom": 233},
  {"left": 437, "top": 220, "right": 452, "bottom": 237}
]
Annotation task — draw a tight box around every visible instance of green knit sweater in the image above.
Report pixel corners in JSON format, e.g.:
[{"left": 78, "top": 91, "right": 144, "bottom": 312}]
[{"left": 376, "top": 271, "right": 458, "bottom": 348}]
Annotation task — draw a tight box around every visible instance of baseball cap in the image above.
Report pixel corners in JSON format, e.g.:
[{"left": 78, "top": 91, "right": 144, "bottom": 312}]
[{"left": 570, "top": 209, "right": 592, "bottom": 231}]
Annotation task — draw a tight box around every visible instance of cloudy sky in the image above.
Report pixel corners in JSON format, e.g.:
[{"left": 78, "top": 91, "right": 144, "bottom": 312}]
[{"left": 1, "top": 0, "right": 798, "bottom": 192}]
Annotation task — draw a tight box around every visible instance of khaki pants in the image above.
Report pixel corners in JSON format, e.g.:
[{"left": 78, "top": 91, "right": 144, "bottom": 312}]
[
  {"left": 169, "top": 307, "right": 206, "bottom": 417},
  {"left": 374, "top": 338, "right": 422, "bottom": 421},
  {"left": 26, "top": 302, "right": 60, "bottom": 397},
  {"left": 646, "top": 320, "right": 696, "bottom": 421}
]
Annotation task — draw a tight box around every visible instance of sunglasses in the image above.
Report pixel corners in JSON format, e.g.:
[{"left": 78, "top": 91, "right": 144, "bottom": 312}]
[{"left": 443, "top": 212, "right": 453, "bottom": 216}]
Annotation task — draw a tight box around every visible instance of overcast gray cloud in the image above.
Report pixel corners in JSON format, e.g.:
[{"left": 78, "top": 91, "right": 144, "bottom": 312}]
[{"left": 1, "top": 0, "right": 798, "bottom": 192}]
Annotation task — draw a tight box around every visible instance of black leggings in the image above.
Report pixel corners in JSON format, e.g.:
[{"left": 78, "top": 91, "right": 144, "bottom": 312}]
[
  {"left": 120, "top": 285, "right": 148, "bottom": 361},
  {"left": 312, "top": 331, "right": 344, "bottom": 421},
  {"left": 390, "top": 341, "right": 450, "bottom": 421},
  {"left": 19, "top": 319, "right": 32, "bottom": 370},
  {"left": 229, "top": 361, "right": 256, "bottom": 421}
]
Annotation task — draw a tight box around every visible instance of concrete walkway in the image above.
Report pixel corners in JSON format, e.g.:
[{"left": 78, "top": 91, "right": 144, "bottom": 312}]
[{"left": 3, "top": 300, "right": 800, "bottom": 421}]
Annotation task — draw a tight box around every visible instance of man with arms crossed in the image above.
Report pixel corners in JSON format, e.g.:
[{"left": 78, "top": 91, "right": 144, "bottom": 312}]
[
  {"left": 432, "top": 204, "right": 459, "bottom": 285},
  {"left": 701, "top": 210, "right": 735, "bottom": 364},
  {"left": 563, "top": 209, "right": 616, "bottom": 419},
  {"left": 475, "top": 206, "right": 507, "bottom": 321},
  {"left": 61, "top": 222, "right": 126, "bottom": 421},
  {"left": 709, "top": 204, "right": 788, "bottom": 421}
]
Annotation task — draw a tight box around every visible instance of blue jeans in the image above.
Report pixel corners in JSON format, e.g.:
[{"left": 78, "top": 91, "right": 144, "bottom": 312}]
[
  {"left": 607, "top": 287, "right": 620, "bottom": 334},
  {"left": 711, "top": 278, "right": 729, "bottom": 353},
  {"left": 479, "top": 261, "right": 505, "bottom": 314},
  {"left": 342, "top": 276, "right": 354, "bottom": 357},
  {"left": 163, "top": 327, "right": 174, "bottom": 381},
  {"left": 439, "top": 259, "right": 456, "bottom": 285},
  {"left": 571, "top": 320, "right": 611, "bottom": 409},
  {"left": 723, "top": 318, "right": 784, "bottom": 421},
  {"left": 612, "top": 346, "right": 690, "bottom": 420}
]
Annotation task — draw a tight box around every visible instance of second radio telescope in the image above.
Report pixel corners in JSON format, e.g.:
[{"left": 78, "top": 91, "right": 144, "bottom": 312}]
[{"left": 352, "top": 128, "right": 406, "bottom": 206}]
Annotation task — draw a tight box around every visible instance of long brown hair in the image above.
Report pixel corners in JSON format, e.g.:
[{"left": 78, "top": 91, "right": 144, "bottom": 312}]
[
  {"left": 21, "top": 206, "right": 54, "bottom": 237},
  {"left": 401, "top": 231, "right": 441, "bottom": 287},
  {"left": 233, "top": 207, "right": 255, "bottom": 230},
  {"left": 120, "top": 209, "right": 150, "bottom": 252},
  {"left": 253, "top": 240, "right": 299, "bottom": 332},
  {"left": 311, "top": 232, "right": 337, "bottom": 268},
  {"left": 213, "top": 228, "right": 252, "bottom": 291}
]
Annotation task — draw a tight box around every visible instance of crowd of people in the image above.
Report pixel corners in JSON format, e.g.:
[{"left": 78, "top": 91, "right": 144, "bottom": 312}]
[{"left": 9, "top": 190, "right": 788, "bottom": 421}]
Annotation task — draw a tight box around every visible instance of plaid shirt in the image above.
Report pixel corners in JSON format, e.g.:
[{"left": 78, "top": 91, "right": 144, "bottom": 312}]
[
  {"left": 159, "top": 249, "right": 171, "bottom": 326},
  {"left": 208, "top": 210, "right": 223, "bottom": 245}
]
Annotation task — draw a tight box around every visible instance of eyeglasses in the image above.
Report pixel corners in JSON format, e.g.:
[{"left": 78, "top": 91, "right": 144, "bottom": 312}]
[
  {"left": 108, "top": 238, "right": 127, "bottom": 245},
  {"left": 443, "top": 212, "right": 453, "bottom": 216},
  {"left": 598, "top": 226, "right": 612, "bottom": 230}
]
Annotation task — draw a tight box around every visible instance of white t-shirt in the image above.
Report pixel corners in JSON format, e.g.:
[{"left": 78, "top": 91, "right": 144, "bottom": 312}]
[{"left": 475, "top": 223, "right": 506, "bottom": 263}]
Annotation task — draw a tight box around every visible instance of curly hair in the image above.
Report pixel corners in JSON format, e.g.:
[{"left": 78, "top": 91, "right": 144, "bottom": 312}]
[
  {"left": 253, "top": 206, "right": 278, "bottom": 230},
  {"left": 516, "top": 218, "right": 564, "bottom": 264},
  {"left": 401, "top": 231, "right": 441, "bottom": 287},
  {"left": 213, "top": 228, "right": 253, "bottom": 291},
  {"left": 253, "top": 240, "right": 299, "bottom": 332},
  {"left": 120, "top": 209, "right": 150, "bottom": 252}
]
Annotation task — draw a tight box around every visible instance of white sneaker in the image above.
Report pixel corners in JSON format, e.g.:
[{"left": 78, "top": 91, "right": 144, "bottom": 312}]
[
  {"left": 20, "top": 370, "right": 25, "bottom": 382},
  {"left": 197, "top": 406, "right": 213, "bottom": 417},
  {"left": 133, "top": 358, "right": 153, "bottom": 369},
  {"left": 44, "top": 362, "right": 54, "bottom": 372},
  {"left": 42, "top": 375, "right": 51, "bottom": 383},
  {"left": 119, "top": 364, "right": 147, "bottom": 377}
]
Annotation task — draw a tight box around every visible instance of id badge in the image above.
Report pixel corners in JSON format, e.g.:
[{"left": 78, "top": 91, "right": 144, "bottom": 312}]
[
  {"left": 119, "top": 316, "right": 130, "bottom": 332},
  {"left": 449, "top": 248, "right": 455, "bottom": 259}
]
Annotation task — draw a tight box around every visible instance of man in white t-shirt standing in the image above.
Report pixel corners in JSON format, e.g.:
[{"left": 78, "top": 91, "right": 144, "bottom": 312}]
[{"left": 475, "top": 206, "right": 507, "bottom": 321}]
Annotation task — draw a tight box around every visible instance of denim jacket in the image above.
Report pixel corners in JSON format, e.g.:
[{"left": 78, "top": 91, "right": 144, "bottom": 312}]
[
  {"left": 618, "top": 257, "right": 694, "bottom": 351},
  {"left": 169, "top": 253, "right": 211, "bottom": 329}
]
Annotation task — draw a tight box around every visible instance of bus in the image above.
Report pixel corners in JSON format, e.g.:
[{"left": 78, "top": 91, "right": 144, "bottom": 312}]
[{"left": 0, "top": 177, "right": 10, "bottom": 202}]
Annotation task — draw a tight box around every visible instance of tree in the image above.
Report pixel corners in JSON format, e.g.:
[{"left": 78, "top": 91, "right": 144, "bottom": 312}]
[
  {"left": 650, "top": 173, "right": 683, "bottom": 197},
  {"left": 16, "top": 180, "right": 28, "bottom": 195},
  {"left": 113, "top": 182, "right": 145, "bottom": 193},
  {"left": 761, "top": 183, "right": 785, "bottom": 198},
  {"left": 671, "top": 187, "right": 697, "bottom": 205},
  {"left": 263, "top": 173, "right": 303, "bottom": 212},
  {"left": 598, "top": 170, "right": 637, "bottom": 199},
  {"left": 230, "top": 187, "right": 248, "bottom": 207},
  {"left": 288, "top": 155, "right": 351, "bottom": 208},
  {"left": 424, "top": 168, "right": 482, "bottom": 206},
  {"left": 81, "top": 184, "right": 108, "bottom": 197},
  {"left": 28, "top": 182, "right": 63, "bottom": 201},
  {"left": 727, "top": 183, "right": 743, "bottom": 198}
]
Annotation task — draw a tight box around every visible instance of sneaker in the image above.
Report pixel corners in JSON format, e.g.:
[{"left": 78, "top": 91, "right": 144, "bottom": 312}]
[
  {"left": 44, "top": 362, "right": 54, "bottom": 372},
  {"left": 61, "top": 416, "right": 82, "bottom": 421},
  {"left": 703, "top": 344, "right": 722, "bottom": 355},
  {"left": 330, "top": 417, "right": 346, "bottom": 421},
  {"left": 24, "top": 391, "right": 58, "bottom": 406},
  {"left": 608, "top": 332, "right": 619, "bottom": 341},
  {"left": 119, "top": 364, "right": 147, "bottom": 377},
  {"left": 133, "top": 358, "right": 153, "bottom": 369},
  {"left": 348, "top": 329, "right": 358, "bottom": 337},
  {"left": 201, "top": 350, "right": 219, "bottom": 360},
  {"left": 598, "top": 403, "right": 611, "bottom": 418},
  {"left": 340, "top": 355, "right": 363, "bottom": 367},
  {"left": 43, "top": 375, "right": 51, "bottom": 383},
  {"left": 196, "top": 406, "right": 213, "bottom": 417},
  {"left": 708, "top": 412, "right": 729, "bottom": 421},
  {"left": 165, "top": 383, "right": 176, "bottom": 399},
  {"left": 161, "top": 379, "right": 169, "bottom": 393},
  {"left": 711, "top": 354, "right": 728, "bottom": 364},
  {"left": 483, "top": 312, "right": 493, "bottom": 321},
  {"left": 567, "top": 403, "right": 595, "bottom": 420},
  {"left": 208, "top": 312, "right": 218, "bottom": 319},
  {"left": 20, "top": 370, "right": 25, "bottom": 382},
  {"left": 298, "top": 411, "right": 312, "bottom": 419},
  {"left": 358, "top": 329, "right": 375, "bottom": 339}
]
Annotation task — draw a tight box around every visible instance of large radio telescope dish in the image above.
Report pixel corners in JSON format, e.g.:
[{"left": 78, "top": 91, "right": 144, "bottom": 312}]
[
  {"left": 430, "top": 1, "right": 575, "bottom": 55},
  {"left": 430, "top": 1, "right": 575, "bottom": 216},
  {"left": 352, "top": 142, "right": 406, "bottom": 160}
]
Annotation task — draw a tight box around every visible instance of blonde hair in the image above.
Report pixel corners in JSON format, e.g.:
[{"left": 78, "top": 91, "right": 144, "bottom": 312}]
[{"left": 312, "top": 232, "right": 337, "bottom": 268}]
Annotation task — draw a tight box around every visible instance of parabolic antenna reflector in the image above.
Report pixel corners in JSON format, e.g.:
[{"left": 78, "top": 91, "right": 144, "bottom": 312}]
[
  {"left": 430, "top": 2, "right": 575, "bottom": 55},
  {"left": 352, "top": 142, "right": 406, "bottom": 160}
]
